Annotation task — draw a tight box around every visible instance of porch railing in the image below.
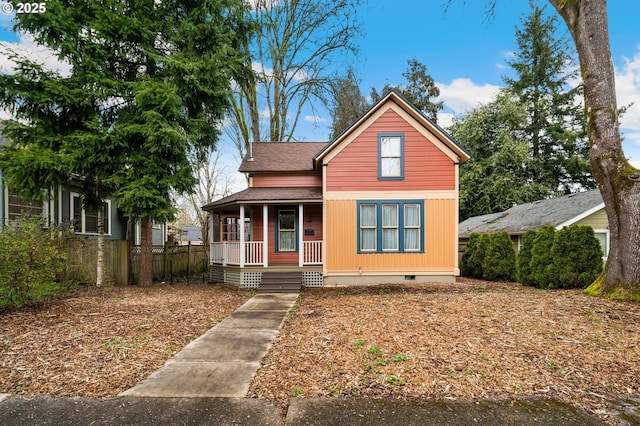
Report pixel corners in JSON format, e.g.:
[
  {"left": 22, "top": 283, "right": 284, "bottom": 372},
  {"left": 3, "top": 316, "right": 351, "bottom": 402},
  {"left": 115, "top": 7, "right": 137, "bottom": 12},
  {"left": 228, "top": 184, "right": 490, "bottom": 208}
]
[
  {"left": 211, "top": 241, "right": 322, "bottom": 266},
  {"left": 303, "top": 240, "right": 323, "bottom": 265}
]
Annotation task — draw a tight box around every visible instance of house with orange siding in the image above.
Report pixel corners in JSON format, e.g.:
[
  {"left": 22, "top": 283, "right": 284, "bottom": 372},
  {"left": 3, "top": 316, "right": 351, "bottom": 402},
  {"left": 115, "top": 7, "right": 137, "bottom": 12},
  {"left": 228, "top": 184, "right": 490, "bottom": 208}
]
[{"left": 202, "top": 90, "right": 470, "bottom": 290}]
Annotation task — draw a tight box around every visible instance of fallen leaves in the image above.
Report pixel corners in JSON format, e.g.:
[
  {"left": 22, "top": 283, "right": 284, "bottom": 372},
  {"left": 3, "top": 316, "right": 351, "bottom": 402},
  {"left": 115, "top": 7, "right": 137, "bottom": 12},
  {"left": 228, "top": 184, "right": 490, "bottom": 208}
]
[
  {"left": 1, "top": 278, "right": 638, "bottom": 424},
  {"left": 248, "top": 279, "right": 640, "bottom": 424},
  {"left": 0, "top": 282, "right": 249, "bottom": 397}
]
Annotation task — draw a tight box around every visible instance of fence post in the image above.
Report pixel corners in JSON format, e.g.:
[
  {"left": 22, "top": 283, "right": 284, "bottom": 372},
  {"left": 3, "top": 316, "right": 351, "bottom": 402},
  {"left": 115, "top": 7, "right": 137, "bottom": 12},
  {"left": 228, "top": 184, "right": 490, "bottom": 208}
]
[
  {"left": 127, "top": 240, "right": 131, "bottom": 286},
  {"left": 187, "top": 241, "right": 191, "bottom": 284}
]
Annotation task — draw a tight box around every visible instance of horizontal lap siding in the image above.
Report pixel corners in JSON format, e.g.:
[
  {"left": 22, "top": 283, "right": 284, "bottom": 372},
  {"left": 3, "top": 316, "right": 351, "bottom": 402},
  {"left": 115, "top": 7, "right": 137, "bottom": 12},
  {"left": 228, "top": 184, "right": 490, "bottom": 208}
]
[
  {"left": 325, "top": 198, "right": 456, "bottom": 272},
  {"left": 574, "top": 209, "right": 608, "bottom": 229},
  {"left": 253, "top": 174, "right": 321, "bottom": 187},
  {"left": 326, "top": 109, "right": 455, "bottom": 192}
]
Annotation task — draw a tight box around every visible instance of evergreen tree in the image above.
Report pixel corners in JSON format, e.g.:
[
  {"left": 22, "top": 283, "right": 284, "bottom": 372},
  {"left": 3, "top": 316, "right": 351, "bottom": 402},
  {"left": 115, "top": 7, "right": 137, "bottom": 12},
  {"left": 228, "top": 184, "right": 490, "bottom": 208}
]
[
  {"left": 504, "top": 1, "right": 594, "bottom": 194},
  {"left": 371, "top": 58, "right": 443, "bottom": 123},
  {"left": 0, "top": 0, "right": 250, "bottom": 286},
  {"left": 451, "top": 93, "right": 548, "bottom": 220},
  {"left": 517, "top": 230, "right": 537, "bottom": 286},
  {"left": 329, "top": 67, "right": 369, "bottom": 140},
  {"left": 550, "top": 226, "right": 603, "bottom": 289},
  {"left": 482, "top": 232, "right": 517, "bottom": 282}
]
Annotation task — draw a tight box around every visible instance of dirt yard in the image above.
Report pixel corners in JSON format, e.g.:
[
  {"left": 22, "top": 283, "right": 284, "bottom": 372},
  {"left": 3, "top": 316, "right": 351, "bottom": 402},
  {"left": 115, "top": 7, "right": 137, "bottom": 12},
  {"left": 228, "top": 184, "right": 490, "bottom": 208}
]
[{"left": 1, "top": 279, "right": 638, "bottom": 424}]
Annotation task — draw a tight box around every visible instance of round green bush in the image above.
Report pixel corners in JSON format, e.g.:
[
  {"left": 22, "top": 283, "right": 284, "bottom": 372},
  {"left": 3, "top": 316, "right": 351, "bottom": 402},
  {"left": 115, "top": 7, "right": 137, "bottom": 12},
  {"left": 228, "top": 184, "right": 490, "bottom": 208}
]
[
  {"left": 516, "top": 230, "right": 536, "bottom": 286},
  {"left": 461, "top": 232, "right": 483, "bottom": 278},
  {"left": 528, "top": 225, "right": 557, "bottom": 289},
  {"left": 482, "top": 232, "right": 517, "bottom": 281},
  {"left": 549, "top": 225, "right": 603, "bottom": 289}
]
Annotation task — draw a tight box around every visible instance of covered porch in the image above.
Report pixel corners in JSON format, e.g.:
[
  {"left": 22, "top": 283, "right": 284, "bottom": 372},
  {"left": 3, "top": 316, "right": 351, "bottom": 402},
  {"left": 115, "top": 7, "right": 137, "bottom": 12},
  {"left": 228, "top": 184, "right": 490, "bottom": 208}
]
[{"left": 203, "top": 186, "right": 324, "bottom": 288}]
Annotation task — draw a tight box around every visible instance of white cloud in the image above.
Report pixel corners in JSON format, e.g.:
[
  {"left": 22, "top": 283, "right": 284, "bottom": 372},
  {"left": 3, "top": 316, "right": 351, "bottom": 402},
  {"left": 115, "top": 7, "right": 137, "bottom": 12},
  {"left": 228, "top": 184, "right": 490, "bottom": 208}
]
[
  {"left": 304, "top": 115, "right": 326, "bottom": 124},
  {"left": 615, "top": 47, "right": 640, "bottom": 166},
  {"left": 616, "top": 50, "right": 640, "bottom": 132},
  {"left": 0, "top": 32, "right": 70, "bottom": 76},
  {"left": 437, "top": 112, "right": 456, "bottom": 129},
  {"left": 436, "top": 78, "right": 501, "bottom": 115}
]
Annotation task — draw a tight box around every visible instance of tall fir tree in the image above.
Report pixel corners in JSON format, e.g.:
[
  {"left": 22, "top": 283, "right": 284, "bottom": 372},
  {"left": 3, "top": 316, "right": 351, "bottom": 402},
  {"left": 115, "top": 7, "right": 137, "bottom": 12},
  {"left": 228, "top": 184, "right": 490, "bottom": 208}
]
[
  {"left": 329, "top": 67, "right": 369, "bottom": 140},
  {"left": 0, "top": 0, "right": 251, "bottom": 286},
  {"left": 504, "top": 1, "right": 594, "bottom": 194}
]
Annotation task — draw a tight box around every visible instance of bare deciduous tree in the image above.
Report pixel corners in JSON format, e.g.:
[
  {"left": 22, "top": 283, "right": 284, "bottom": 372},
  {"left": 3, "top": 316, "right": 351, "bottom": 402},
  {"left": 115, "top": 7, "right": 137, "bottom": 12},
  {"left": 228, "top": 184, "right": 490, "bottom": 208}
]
[{"left": 227, "top": 0, "right": 364, "bottom": 160}]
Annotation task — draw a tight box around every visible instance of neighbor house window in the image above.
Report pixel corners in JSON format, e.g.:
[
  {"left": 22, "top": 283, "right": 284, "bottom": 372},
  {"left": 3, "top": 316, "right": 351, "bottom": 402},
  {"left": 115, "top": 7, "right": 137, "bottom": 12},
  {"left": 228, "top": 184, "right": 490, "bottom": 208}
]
[
  {"left": 358, "top": 200, "right": 423, "bottom": 253},
  {"left": 378, "top": 133, "right": 404, "bottom": 179},
  {"left": 594, "top": 230, "right": 609, "bottom": 258},
  {"left": 71, "top": 193, "right": 111, "bottom": 235},
  {"left": 277, "top": 209, "right": 296, "bottom": 251},
  {"left": 7, "top": 192, "right": 43, "bottom": 220}
]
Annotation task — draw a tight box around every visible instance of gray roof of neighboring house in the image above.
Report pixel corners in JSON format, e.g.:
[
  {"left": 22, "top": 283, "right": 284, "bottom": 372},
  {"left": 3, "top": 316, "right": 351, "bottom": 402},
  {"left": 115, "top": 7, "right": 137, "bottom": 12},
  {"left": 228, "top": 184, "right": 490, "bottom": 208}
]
[{"left": 459, "top": 190, "right": 605, "bottom": 238}]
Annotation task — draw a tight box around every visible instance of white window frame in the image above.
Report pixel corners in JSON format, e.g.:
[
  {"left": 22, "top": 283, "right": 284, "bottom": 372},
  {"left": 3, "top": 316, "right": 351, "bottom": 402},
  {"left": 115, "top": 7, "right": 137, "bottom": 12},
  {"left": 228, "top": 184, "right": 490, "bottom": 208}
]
[{"left": 70, "top": 192, "right": 111, "bottom": 236}]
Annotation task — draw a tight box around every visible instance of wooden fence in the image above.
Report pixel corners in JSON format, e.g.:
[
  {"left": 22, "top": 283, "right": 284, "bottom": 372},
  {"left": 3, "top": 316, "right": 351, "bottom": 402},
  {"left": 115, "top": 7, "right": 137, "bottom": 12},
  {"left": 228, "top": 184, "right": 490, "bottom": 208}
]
[{"left": 59, "top": 239, "right": 207, "bottom": 286}]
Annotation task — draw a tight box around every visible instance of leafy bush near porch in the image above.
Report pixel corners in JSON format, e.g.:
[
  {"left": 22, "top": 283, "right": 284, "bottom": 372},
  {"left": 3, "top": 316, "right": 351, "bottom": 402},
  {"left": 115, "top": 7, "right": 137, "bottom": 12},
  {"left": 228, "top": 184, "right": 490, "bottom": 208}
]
[{"left": 0, "top": 217, "right": 66, "bottom": 309}]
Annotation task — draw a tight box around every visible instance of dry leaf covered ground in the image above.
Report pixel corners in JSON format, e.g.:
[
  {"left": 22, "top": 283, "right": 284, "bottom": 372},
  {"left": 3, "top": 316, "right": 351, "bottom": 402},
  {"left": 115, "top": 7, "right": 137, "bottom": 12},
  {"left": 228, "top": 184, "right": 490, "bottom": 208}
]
[
  {"left": 0, "top": 282, "right": 249, "bottom": 396},
  {"left": 0, "top": 279, "right": 638, "bottom": 424},
  {"left": 248, "top": 279, "right": 640, "bottom": 424}
]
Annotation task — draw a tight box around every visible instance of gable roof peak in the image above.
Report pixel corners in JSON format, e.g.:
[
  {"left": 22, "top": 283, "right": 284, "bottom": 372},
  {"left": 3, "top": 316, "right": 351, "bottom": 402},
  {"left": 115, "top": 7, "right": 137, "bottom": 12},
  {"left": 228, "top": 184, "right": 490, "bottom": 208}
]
[{"left": 314, "top": 88, "right": 471, "bottom": 164}]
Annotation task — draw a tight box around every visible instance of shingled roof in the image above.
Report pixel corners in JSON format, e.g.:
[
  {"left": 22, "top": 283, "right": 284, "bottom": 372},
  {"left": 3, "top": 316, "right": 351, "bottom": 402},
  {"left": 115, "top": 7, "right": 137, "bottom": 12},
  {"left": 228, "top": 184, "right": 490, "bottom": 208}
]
[
  {"left": 459, "top": 190, "right": 605, "bottom": 238},
  {"left": 202, "top": 186, "right": 322, "bottom": 210},
  {"left": 239, "top": 142, "right": 328, "bottom": 173}
]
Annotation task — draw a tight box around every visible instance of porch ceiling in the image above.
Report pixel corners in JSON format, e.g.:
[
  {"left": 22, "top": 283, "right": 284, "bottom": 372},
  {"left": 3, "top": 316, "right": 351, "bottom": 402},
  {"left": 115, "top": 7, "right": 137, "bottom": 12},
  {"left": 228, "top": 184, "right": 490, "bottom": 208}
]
[{"left": 202, "top": 186, "right": 322, "bottom": 211}]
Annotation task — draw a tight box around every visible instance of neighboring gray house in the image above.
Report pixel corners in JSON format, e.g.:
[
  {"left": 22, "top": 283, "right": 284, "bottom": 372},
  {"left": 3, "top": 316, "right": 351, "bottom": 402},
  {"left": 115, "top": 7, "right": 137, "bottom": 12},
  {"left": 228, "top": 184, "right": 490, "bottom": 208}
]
[
  {"left": 0, "top": 134, "right": 166, "bottom": 245},
  {"left": 459, "top": 190, "right": 608, "bottom": 259}
]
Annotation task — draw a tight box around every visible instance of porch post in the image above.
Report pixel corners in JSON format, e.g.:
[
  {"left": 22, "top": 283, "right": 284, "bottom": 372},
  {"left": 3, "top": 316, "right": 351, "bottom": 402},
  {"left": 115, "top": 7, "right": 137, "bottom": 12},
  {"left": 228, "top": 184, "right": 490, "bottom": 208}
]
[
  {"left": 262, "top": 204, "right": 269, "bottom": 267},
  {"left": 298, "top": 204, "right": 304, "bottom": 267},
  {"left": 209, "top": 213, "right": 214, "bottom": 265},
  {"left": 239, "top": 204, "right": 245, "bottom": 267}
]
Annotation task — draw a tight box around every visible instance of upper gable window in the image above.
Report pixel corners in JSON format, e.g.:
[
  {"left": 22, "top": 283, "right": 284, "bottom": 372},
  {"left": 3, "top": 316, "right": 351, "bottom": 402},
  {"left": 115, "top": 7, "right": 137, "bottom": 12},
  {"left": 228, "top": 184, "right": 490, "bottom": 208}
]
[{"left": 378, "top": 133, "right": 404, "bottom": 179}]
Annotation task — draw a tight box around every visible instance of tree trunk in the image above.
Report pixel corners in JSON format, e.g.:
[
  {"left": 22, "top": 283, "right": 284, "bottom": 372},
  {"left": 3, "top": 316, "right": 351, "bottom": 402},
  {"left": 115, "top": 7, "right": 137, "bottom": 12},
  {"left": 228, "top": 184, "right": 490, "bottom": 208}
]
[
  {"left": 550, "top": 0, "right": 640, "bottom": 299},
  {"left": 139, "top": 216, "right": 153, "bottom": 286},
  {"left": 96, "top": 207, "right": 105, "bottom": 287}
]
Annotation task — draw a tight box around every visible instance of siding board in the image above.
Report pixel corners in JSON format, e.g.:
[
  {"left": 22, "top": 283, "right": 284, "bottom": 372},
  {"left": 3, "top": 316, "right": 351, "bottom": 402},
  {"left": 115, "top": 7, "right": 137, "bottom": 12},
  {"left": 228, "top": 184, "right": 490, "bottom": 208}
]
[
  {"left": 253, "top": 174, "right": 321, "bottom": 188},
  {"left": 326, "top": 109, "right": 455, "bottom": 192},
  {"left": 325, "top": 198, "right": 456, "bottom": 273}
]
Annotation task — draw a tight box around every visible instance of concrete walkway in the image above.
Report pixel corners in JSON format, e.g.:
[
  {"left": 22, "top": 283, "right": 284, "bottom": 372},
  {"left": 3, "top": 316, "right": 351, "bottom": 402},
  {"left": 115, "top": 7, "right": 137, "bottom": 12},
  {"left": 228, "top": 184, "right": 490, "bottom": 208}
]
[{"left": 121, "top": 292, "right": 299, "bottom": 398}]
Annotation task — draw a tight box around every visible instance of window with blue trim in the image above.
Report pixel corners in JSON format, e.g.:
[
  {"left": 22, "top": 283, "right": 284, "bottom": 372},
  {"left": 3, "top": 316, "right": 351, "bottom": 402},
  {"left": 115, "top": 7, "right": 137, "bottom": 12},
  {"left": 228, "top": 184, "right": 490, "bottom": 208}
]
[
  {"left": 378, "top": 133, "right": 404, "bottom": 179},
  {"left": 357, "top": 200, "right": 423, "bottom": 253},
  {"left": 277, "top": 209, "right": 296, "bottom": 252}
]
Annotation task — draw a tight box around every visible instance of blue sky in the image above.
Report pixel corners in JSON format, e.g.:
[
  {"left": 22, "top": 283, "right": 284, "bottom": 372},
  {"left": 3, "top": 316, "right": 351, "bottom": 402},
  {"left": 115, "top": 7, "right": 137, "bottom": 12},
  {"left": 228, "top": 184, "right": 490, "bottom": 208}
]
[
  {"left": 292, "top": 0, "right": 640, "bottom": 170},
  {"left": 1, "top": 0, "right": 639, "bottom": 194}
]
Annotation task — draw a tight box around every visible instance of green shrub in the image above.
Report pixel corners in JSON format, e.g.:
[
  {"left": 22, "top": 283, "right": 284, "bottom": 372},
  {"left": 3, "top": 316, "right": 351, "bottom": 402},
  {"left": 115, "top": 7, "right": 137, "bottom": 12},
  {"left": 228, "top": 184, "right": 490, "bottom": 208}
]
[
  {"left": 517, "top": 230, "right": 537, "bottom": 286},
  {"left": 528, "top": 225, "right": 557, "bottom": 289},
  {"left": 549, "top": 226, "right": 603, "bottom": 289},
  {"left": 461, "top": 233, "right": 482, "bottom": 278},
  {"left": 0, "top": 217, "right": 66, "bottom": 309},
  {"left": 482, "top": 232, "right": 516, "bottom": 281}
]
